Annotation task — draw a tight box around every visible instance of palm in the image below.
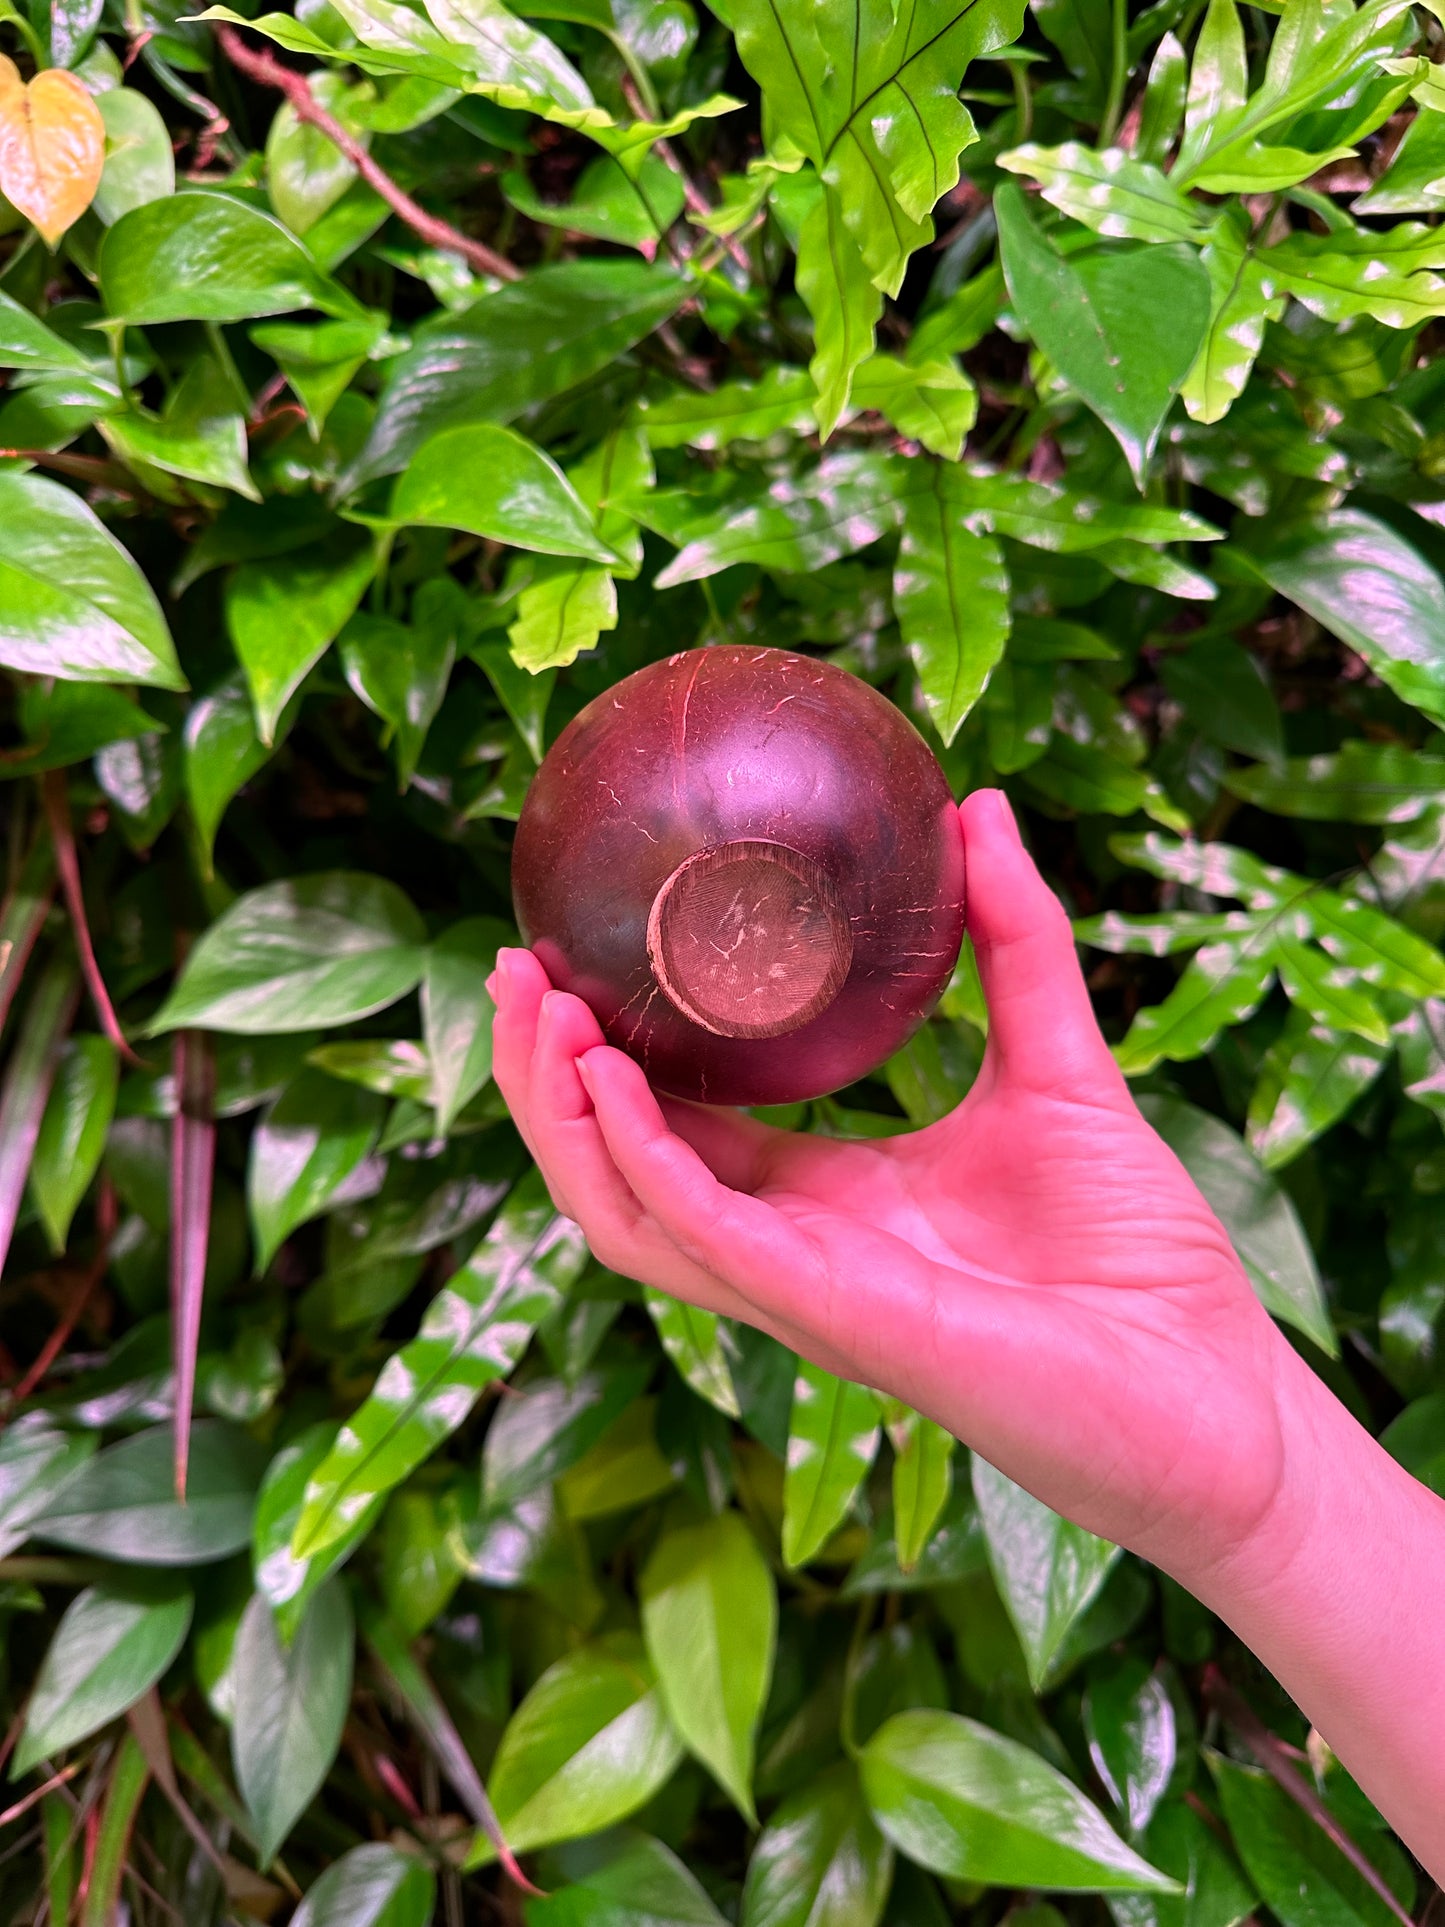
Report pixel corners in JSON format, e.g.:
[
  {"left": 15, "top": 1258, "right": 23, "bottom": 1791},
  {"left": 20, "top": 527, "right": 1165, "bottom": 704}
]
[{"left": 494, "top": 791, "right": 1289, "bottom": 1575}]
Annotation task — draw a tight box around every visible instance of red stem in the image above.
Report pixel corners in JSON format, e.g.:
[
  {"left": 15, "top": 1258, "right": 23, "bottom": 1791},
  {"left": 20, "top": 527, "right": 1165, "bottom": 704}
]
[
  {"left": 214, "top": 25, "right": 520, "bottom": 284},
  {"left": 41, "top": 772, "right": 142, "bottom": 1067},
  {"left": 170, "top": 1030, "right": 216, "bottom": 1502},
  {"left": 10, "top": 1176, "right": 116, "bottom": 1404},
  {"left": 1201, "top": 1666, "right": 1413, "bottom": 1927}
]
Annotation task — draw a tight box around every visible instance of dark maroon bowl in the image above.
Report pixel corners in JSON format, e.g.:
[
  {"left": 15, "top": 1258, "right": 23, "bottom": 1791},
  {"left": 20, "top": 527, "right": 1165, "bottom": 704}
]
[{"left": 512, "top": 645, "right": 965, "bottom": 1106}]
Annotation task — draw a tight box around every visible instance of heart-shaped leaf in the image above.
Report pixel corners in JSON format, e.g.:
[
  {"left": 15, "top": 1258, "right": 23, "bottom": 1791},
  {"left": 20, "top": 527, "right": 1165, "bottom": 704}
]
[{"left": 0, "top": 57, "right": 104, "bottom": 247}]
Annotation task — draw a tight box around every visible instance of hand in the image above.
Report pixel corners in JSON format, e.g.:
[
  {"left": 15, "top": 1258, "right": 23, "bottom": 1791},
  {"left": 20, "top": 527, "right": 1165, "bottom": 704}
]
[{"left": 491, "top": 789, "right": 1292, "bottom": 1586}]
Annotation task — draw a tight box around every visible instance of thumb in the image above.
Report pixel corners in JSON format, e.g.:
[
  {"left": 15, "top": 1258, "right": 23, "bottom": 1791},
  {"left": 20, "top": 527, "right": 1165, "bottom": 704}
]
[{"left": 960, "top": 790, "right": 1127, "bottom": 1100}]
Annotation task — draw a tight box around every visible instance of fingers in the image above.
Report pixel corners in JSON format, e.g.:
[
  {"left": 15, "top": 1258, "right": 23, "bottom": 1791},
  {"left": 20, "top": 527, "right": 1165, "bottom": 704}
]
[
  {"left": 959, "top": 790, "right": 1127, "bottom": 1100},
  {"left": 656, "top": 1097, "right": 784, "bottom": 1194},
  {"left": 489, "top": 946, "right": 551, "bottom": 1156},
  {"left": 578, "top": 1044, "right": 829, "bottom": 1325}
]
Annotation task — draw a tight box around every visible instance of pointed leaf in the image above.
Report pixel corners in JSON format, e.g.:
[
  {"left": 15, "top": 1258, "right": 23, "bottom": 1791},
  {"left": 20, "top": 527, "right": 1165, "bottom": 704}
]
[
  {"left": 894, "top": 471, "right": 1009, "bottom": 745},
  {"left": 0, "top": 1415, "right": 95, "bottom": 1560},
  {"left": 1246, "top": 1012, "right": 1389, "bottom": 1170},
  {"left": 1113, "top": 941, "right": 1275, "bottom": 1075},
  {"left": 28, "top": 1034, "right": 116, "bottom": 1252},
  {"left": 233, "top": 1582, "right": 354, "bottom": 1864},
  {"left": 1083, "top": 1659, "right": 1177, "bottom": 1835},
  {"left": 100, "top": 191, "right": 348, "bottom": 325},
  {"left": 888, "top": 1408, "right": 955, "bottom": 1575},
  {"left": 393, "top": 423, "right": 619, "bottom": 563},
  {"left": 291, "top": 1845, "right": 436, "bottom": 1927},
  {"left": 226, "top": 532, "right": 377, "bottom": 744},
  {"left": 0, "top": 57, "right": 104, "bottom": 247},
  {"left": 422, "top": 916, "right": 508, "bottom": 1132},
  {"left": 30, "top": 1423, "right": 265, "bottom": 1564},
  {"left": 643, "top": 1288, "right": 739, "bottom": 1416},
  {"left": 1271, "top": 932, "right": 1391, "bottom": 1046},
  {"left": 971, "top": 1456, "right": 1120, "bottom": 1690},
  {"left": 860, "top": 1708, "right": 1178, "bottom": 1889},
  {"left": 793, "top": 173, "right": 883, "bottom": 434},
  {"left": 292, "top": 1173, "right": 587, "bottom": 1561},
  {"left": 640, "top": 1510, "right": 776, "bottom": 1822},
  {"left": 528, "top": 1830, "right": 728, "bottom": 1927},
  {"left": 998, "top": 143, "right": 1202, "bottom": 244},
  {"left": 478, "top": 1634, "right": 684, "bottom": 1858},
  {"left": 782, "top": 1360, "right": 882, "bottom": 1568},
  {"left": 1181, "top": 208, "right": 1284, "bottom": 425},
  {"left": 508, "top": 559, "right": 618, "bottom": 672},
  {"left": 741, "top": 1762, "right": 892, "bottom": 1927},
  {"left": 248, "top": 1068, "right": 386, "bottom": 1270},
  {"left": 0, "top": 472, "right": 183, "bottom": 688},
  {"left": 1136, "top": 1095, "right": 1334, "bottom": 1353},
  {"left": 152, "top": 872, "right": 426, "bottom": 1035},
  {"left": 0, "top": 957, "right": 78, "bottom": 1280}
]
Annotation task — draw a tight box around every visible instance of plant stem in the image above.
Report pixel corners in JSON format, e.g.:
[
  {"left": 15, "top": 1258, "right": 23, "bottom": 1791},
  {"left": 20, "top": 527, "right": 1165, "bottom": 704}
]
[
  {"left": 1101, "top": 0, "right": 1129, "bottom": 145},
  {"left": 216, "top": 24, "right": 520, "bottom": 283}
]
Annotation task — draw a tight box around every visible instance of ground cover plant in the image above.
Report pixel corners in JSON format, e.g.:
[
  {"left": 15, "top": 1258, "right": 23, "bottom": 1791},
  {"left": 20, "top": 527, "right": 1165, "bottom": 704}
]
[{"left": 1, "top": 0, "right": 1444, "bottom": 1914}]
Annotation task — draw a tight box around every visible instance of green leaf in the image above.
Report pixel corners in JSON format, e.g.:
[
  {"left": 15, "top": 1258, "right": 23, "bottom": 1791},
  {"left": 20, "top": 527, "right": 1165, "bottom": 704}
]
[
  {"left": 995, "top": 183, "right": 1210, "bottom": 488},
  {"left": 93, "top": 89, "right": 175, "bottom": 226},
  {"left": 100, "top": 192, "right": 350, "bottom": 325},
  {"left": 1082, "top": 1658, "right": 1176, "bottom": 1836},
  {"left": 1114, "top": 940, "right": 1276, "bottom": 1075},
  {"left": 0, "top": 472, "right": 183, "bottom": 688},
  {"left": 652, "top": 451, "right": 900, "bottom": 587},
  {"left": 1225, "top": 743, "right": 1445, "bottom": 824},
  {"left": 339, "top": 607, "right": 455, "bottom": 788},
  {"left": 0, "top": 291, "right": 92, "bottom": 373},
  {"left": 291, "top": 1845, "right": 436, "bottom": 1927},
  {"left": 1271, "top": 930, "right": 1391, "bottom": 1046},
  {"left": 13, "top": 1577, "right": 193, "bottom": 1777},
  {"left": 644, "top": 1289, "right": 739, "bottom": 1416},
  {"left": 730, "top": 0, "right": 1026, "bottom": 296},
  {"left": 232, "top": 1581, "right": 354, "bottom": 1864},
  {"left": 105, "top": 355, "right": 259, "bottom": 502},
  {"left": 528, "top": 1830, "right": 728, "bottom": 1927},
  {"left": 894, "top": 470, "right": 1009, "bottom": 745},
  {"left": 1158, "top": 636, "right": 1282, "bottom": 765},
  {"left": 345, "top": 259, "right": 686, "bottom": 487},
  {"left": 848, "top": 355, "right": 977, "bottom": 461},
  {"left": 642, "top": 366, "right": 817, "bottom": 452},
  {"left": 422, "top": 916, "right": 508, "bottom": 1132},
  {"left": 480, "top": 1634, "right": 685, "bottom": 1858},
  {"left": 998, "top": 144, "right": 1202, "bottom": 244},
  {"left": 1246, "top": 1011, "right": 1390, "bottom": 1171},
  {"left": 1209, "top": 1754, "right": 1412, "bottom": 1927},
  {"left": 1106, "top": 1800, "right": 1255, "bottom": 1927},
  {"left": 640, "top": 1510, "right": 776, "bottom": 1821},
  {"left": 293, "top": 1173, "right": 587, "bottom": 1560},
  {"left": 0, "top": 1416, "right": 95, "bottom": 1560},
  {"left": 153, "top": 872, "right": 426, "bottom": 1035},
  {"left": 971, "top": 1456, "right": 1121, "bottom": 1690},
  {"left": 482, "top": 1362, "right": 651, "bottom": 1508},
  {"left": 507, "top": 560, "right": 619, "bottom": 671},
  {"left": 793, "top": 171, "right": 884, "bottom": 434},
  {"left": 1356, "top": 104, "right": 1445, "bottom": 215},
  {"left": 1136, "top": 1095, "right": 1335, "bottom": 1353},
  {"left": 1136, "top": 32, "right": 1188, "bottom": 169},
  {"left": 1261, "top": 223, "right": 1445, "bottom": 332},
  {"left": 29, "top": 1423, "right": 266, "bottom": 1564},
  {"left": 392, "top": 423, "right": 620, "bottom": 563},
  {"left": 1380, "top": 1391, "right": 1445, "bottom": 1497},
  {"left": 1075, "top": 910, "right": 1266, "bottom": 957},
  {"left": 248, "top": 1068, "right": 386, "bottom": 1271},
  {"left": 1237, "top": 511, "right": 1445, "bottom": 728},
  {"left": 226, "top": 531, "right": 377, "bottom": 744},
  {"left": 1175, "top": 0, "right": 1246, "bottom": 178},
  {"left": 782, "top": 1359, "right": 882, "bottom": 1568},
  {"left": 859, "top": 1708, "right": 1178, "bottom": 1890},
  {"left": 503, "top": 153, "right": 685, "bottom": 250},
  {"left": 29, "top": 1035, "right": 117, "bottom": 1251},
  {"left": 253, "top": 1421, "right": 381, "bottom": 1628},
  {"left": 183, "top": 672, "right": 294, "bottom": 878},
  {"left": 267, "top": 72, "right": 365, "bottom": 237},
  {"left": 1181, "top": 208, "right": 1284, "bottom": 425},
  {"left": 888, "top": 1408, "right": 955, "bottom": 1575},
  {"left": 741, "top": 1762, "right": 893, "bottom": 1927},
  {"left": 2, "top": 680, "right": 159, "bottom": 780}
]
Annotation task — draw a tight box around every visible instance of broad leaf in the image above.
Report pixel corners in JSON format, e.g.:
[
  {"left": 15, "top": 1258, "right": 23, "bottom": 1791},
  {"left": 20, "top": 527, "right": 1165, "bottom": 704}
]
[
  {"left": 782, "top": 1360, "right": 881, "bottom": 1568},
  {"left": 291, "top": 1845, "right": 436, "bottom": 1927},
  {"left": 0, "top": 57, "right": 103, "bottom": 247},
  {"left": 392, "top": 423, "right": 620, "bottom": 562},
  {"left": 29, "top": 1422, "right": 266, "bottom": 1564},
  {"left": 645, "top": 1289, "right": 739, "bottom": 1416},
  {"left": 640, "top": 1510, "right": 776, "bottom": 1821},
  {"left": 998, "top": 144, "right": 1202, "bottom": 244},
  {"left": 233, "top": 1581, "right": 354, "bottom": 1864},
  {"left": 339, "top": 604, "right": 455, "bottom": 788},
  {"left": 528, "top": 1830, "right": 728, "bottom": 1927},
  {"left": 0, "top": 472, "right": 183, "bottom": 688},
  {"left": 1246, "top": 1012, "right": 1390, "bottom": 1171},
  {"left": 482, "top": 1362, "right": 651, "bottom": 1508},
  {"left": 741, "top": 1762, "right": 893, "bottom": 1927},
  {"left": 423, "top": 916, "right": 508, "bottom": 1132},
  {"left": 1083, "top": 1658, "right": 1177, "bottom": 1836},
  {"left": 894, "top": 470, "right": 1010, "bottom": 744},
  {"left": 1106, "top": 1800, "right": 1254, "bottom": 1927},
  {"left": 29, "top": 1035, "right": 117, "bottom": 1251},
  {"left": 153, "top": 872, "right": 427, "bottom": 1034},
  {"left": 971, "top": 1456, "right": 1121, "bottom": 1690},
  {"left": 226, "top": 531, "right": 377, "bottom": 744},
  {"left": 183, "top": 672, "right": 298, "bottom": 877},
  {"left": 1113, "top": 941, "right": 1275, "bottom": 1074},
  {"left": 100, "top": 192, "right": 348, "bottom": 324},
  {"left": 0, "top": 1416, "right": 95, "bottom": 1560},
  {"left": 248, "top": 1068, "right": 386, "bottom": 1270},
  {"left": 652, "top": 452, "right": 900, "bottom": 586},
  {"left": 479, "top": 1633, "right": 684, "bottom": 1857},
  {"left": 1137, "top": 1096, "right": 1335, "bottom": 1353},
  {"left": 14, "top": 1576, "right": 192, "bottom": 1776},
  {"left": 1225, "top": 744, "right": 1445, "bottom": 824},
  {"left": 93, "top": 88, "right": 174, "bottom": 225},
  {"left": 860, "top": 1708, "right": 1178, "bottom": 1889},
  {"left": 995, "top": 183, "right": 1210, "bottom": 486}
]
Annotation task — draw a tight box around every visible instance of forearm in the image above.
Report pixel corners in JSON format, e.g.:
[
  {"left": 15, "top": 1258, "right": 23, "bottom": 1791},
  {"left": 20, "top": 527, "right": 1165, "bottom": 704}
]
[{"left": 1177, "top": 1334, "right": 1445, "bottom": 1879}]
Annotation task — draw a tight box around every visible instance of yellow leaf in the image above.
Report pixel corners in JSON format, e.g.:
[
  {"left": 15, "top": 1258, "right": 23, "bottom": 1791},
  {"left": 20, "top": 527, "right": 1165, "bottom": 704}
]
[{"left": 0, "top": 56, "right": 105, "bottom": 247}]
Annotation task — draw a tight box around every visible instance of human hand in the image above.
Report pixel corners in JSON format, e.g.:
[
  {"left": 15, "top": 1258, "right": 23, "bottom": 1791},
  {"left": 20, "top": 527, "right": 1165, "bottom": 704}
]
[{"left": 491, "top": 788, "right": 1294, "bottom": 1588}]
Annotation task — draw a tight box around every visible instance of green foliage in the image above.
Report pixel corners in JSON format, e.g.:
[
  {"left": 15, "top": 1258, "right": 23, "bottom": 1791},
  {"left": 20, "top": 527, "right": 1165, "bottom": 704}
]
[{"left": 0, "top": 0, "right": 1441, "bottom": 1913}]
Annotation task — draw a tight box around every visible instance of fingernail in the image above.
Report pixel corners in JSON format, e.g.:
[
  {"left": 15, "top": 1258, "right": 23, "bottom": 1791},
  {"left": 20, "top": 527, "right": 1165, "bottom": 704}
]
[
  {"left": 983, "top": 788, "right": 1019, "bottom": 837},
  {"left": 575, "top": 1052, "right": 597, "bottom": 1098},
  {"left": 540, "top": 989, "right": 564, "bottom": 1026}
]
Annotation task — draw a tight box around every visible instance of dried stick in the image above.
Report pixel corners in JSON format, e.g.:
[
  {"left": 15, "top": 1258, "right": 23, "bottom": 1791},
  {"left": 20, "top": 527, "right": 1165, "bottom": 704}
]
[{"left": 215, "top": 24, "right": 520, "bottom": 283}]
